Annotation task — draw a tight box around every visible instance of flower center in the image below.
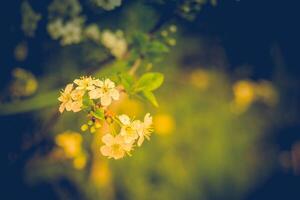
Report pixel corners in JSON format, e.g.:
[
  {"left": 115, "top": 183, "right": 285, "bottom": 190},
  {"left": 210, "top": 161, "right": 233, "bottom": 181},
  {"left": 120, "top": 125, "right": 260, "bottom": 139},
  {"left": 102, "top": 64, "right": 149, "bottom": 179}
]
[
  {"left": 111, "top": 144, "right": 121, "bottom": 152},
  {"left": 102, "top": 86, "right": 109, "bottom": 93},
  {"left": 125, "top": 126, "right": 136, "bottom": 135}
]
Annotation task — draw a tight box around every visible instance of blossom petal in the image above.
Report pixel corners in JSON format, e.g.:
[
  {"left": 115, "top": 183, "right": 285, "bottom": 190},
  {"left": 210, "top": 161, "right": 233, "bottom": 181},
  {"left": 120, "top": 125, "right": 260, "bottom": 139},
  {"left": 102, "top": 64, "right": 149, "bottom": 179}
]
[
  {"left": 137, "top": 136, "right": 144, "bottom": 147},
  {"left": 112, "top": 149, "right": 125, "bottom": 159},
  {"left": 122, "top": 142, "right": 133, "bottom": 152},
  {"left": 65, "top": 84, "right": 74, "bottom": 93},
  {"left": 100, "top": 145, "right": 111, "bottom": 157},
  {"left": 123, "top": 136, "right": 136, "bottom": 144},
  {"left": 110, "top": 89, "right": 120, "bottom": 100},
  {"left": 119, "top": 114, "right": 130, "bottom": 125},
  {"left": 74, "top": 79, "right": 81, "bottom": 85},
  {"left": 86, "top": 85, "right": 96, "bottom": 91},
  {"left": 59, "top": 103, "right": 65, "bottom": 113},
  {"left": 58, "top": 95, "right": 64, "bottom": 102},
  {"left": 115, "top": 135, "right": 125, "bottom": 143},
  {"left": 101, "top": 94, "right": 112, "bottom": 106},
  {"left": 71, "top": 89, "right": 84, "bottom": 100},
  {"left": 71, "top": 101, "right": 82, "bottom": 112},
  {"left": 102, "top": 134, "right": 114, "bottom": 145},
  {"left": 93, "top": 79, "right": 103, "bottom": 87},
  {"left": 144, "top": 113, "right": 152, "bottom": 126},
  {"left": 119, "top": 127, "right": 127, "bottom": 136},
  {"left": 65, "top": 101, "right": 73, "bottom": 111},
  {"left": 105, "top": 79, "right": 115, "bottom": 88},
  {"left": 88, "top": 89, "right": 102, "bottom": 99}
]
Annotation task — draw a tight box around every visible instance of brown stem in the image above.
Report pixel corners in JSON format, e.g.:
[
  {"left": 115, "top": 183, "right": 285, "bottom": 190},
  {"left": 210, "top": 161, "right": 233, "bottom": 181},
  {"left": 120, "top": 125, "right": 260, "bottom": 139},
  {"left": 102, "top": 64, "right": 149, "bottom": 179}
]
[{"left": 128, "top": 58, "right": 141, "bottom": 75}]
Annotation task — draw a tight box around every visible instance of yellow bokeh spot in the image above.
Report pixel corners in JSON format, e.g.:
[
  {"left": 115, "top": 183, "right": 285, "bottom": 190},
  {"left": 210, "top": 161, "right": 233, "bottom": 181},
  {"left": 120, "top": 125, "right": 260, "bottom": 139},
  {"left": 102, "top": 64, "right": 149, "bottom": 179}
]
[
  {"left": 231, "top": 80, "right": 278, "bottom": 114},
  {"left": 169, "top": 25, "right": 177, "bottom": 33},
  {"left": 55, "top": 131, "right": 82, "bottom": 158},
  {"left": 90, "top": 161, "right": 112, "bottom": 187},
  {"left": 10, "top": 68, "right": 38, "bottom": 97},
  {"left": 233, "top": 80, "right": 256, "bottom": 110},
  {"left": 168, "top": 38, "right": 176, "bottom": 46},
  {"left": 255, "top": 81, "right": 278, "bottom": 106},
  {"left": 154, "top": 114, "right": 175, "bottom": 135},
  {"left": 189, "top": 69, "right": 210, "bottom": 90},
  {"left": 14, "top": 42, "right": 28, "bottom": 61},
  {"left": 73, "top": 154, "right": 87, "bottom": 170},
  {"left": 161, "top": 30, "right": 168, "bottom": 37}
]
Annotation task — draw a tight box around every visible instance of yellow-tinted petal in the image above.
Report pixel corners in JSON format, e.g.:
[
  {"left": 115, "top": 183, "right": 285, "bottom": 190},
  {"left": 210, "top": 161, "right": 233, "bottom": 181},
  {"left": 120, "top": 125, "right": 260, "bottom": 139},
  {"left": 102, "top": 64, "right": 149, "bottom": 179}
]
[
  {"left": 65, "top": 84, "right": 74, "bottom": 93},
  {"left": 102, "top": 134, "right": 114, "bottom": 145},
  {"left": 105, "top": 79, "right": 115, "bottom": 88},
  {"left": 101, "top": 94, "right": 112, "bottom": 106},
  {"left": 100, "top": 145, "right": 111, "bottom": 157},
  {"left": 119, "top": 114, "right": 130, "bottom": 125},
  {"left": 110, "top": 89, "right": 120, "bottom": 100}
]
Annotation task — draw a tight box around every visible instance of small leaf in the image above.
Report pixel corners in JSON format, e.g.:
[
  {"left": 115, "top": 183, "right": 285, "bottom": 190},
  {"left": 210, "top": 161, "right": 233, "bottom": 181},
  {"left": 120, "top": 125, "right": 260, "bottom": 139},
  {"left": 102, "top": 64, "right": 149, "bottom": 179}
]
[
  {"left": 142, "top": 90, "right": 158, "bottom": 107},
  {"left": 132, "top": 32, "right": 149, "bottom": 50},
  {"left": 145, "top": 41, "right": 169, "bottom": 62},
  {"left": 91, "top": 108, "right": 104, "bottom": 120},
  {"left": 135, "top": 72, "right": 164, "bottom": 92},
  {"left": 146, "top": 41, "right": 169, "bottom": 54},
  {"left": 82, "top": 93, "right": 94, "bottom": 111},
  {"left": 119, "top": 73, "right": 134, "bottom": 93}
]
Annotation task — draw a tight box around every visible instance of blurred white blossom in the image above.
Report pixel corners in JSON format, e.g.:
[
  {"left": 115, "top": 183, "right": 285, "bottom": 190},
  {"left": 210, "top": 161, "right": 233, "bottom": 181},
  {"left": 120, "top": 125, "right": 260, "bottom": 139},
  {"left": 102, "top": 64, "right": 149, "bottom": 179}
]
[
  {"left": 60, "top": 19, "right": 83, "bottom": 45},
  {"left": 84, "top": 24, "right": 101, "bottom": 42},
  {"left": 47, "top": 19, "right": 64, "bottom": 39},
  {"left": 101, "top": 30, "right": 127, "bottom": 58},
  {"left": 92, "top": 0, "right": 122, "bottom": 11},
  {"left": 47, "top": 18, "right": 84, "bottom": 46}
]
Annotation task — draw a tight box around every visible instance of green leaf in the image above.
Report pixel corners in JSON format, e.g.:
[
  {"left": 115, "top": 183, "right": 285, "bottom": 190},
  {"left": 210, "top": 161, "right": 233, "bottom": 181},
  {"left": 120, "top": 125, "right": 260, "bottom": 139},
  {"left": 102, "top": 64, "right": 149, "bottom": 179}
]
[
  {"left": 147, "top": 41, "right": 169, "bottom": 54},
  {"left": 91, "top": 108, "right": 104, "bottom": 120},
  {"left": 144, "top": 41, "right": 169, "bottom": 62},
  {"left": 119, "top": 73, "right": 134, "bottom": 93},
  {"left": 82, "top": 93, "right": 93, "bottom": 108},
  {"left": 135, "top": 72, "right": 164, "bottom": 92},
  {"left": 142, "top": 90, "right": 159, "bottom": 107},
  {"left": 132, "top": 32, "right": 149, "bottom": 50}
]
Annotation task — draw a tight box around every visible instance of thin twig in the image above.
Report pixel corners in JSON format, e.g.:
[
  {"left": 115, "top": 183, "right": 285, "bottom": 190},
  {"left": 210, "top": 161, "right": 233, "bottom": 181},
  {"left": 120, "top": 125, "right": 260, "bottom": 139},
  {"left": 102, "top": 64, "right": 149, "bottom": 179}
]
[{"left": 128, "top": 58, "right": 141, "bottom": 75}]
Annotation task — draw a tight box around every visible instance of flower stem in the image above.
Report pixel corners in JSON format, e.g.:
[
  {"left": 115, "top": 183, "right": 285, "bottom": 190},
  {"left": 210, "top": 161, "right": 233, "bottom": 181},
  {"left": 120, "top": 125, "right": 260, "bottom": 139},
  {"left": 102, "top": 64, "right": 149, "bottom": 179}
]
[{"left": 128, "top": 58, "right": 141, "bottom": 75}]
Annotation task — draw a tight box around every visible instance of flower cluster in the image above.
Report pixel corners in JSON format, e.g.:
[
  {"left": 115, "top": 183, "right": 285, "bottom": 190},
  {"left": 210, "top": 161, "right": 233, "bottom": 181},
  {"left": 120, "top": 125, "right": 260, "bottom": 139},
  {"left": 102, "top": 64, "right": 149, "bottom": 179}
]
[
  {"left": 47, "top": 18, "right": 83, "bottom": 45},
  {"left": 84, "top": 24, "right": 101, "bottom": 42},
  {"left": 58, "top": 77, "right": 119, "bottom": 113},
  {"left": 100, "top": 113, "right": 153, "bottom": 159},
  {"left": 48, "top": 18, "right": 128, "bottom": 57},
  {"left": 58, "top": 76, "right": 154, "bottom": 160}
]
